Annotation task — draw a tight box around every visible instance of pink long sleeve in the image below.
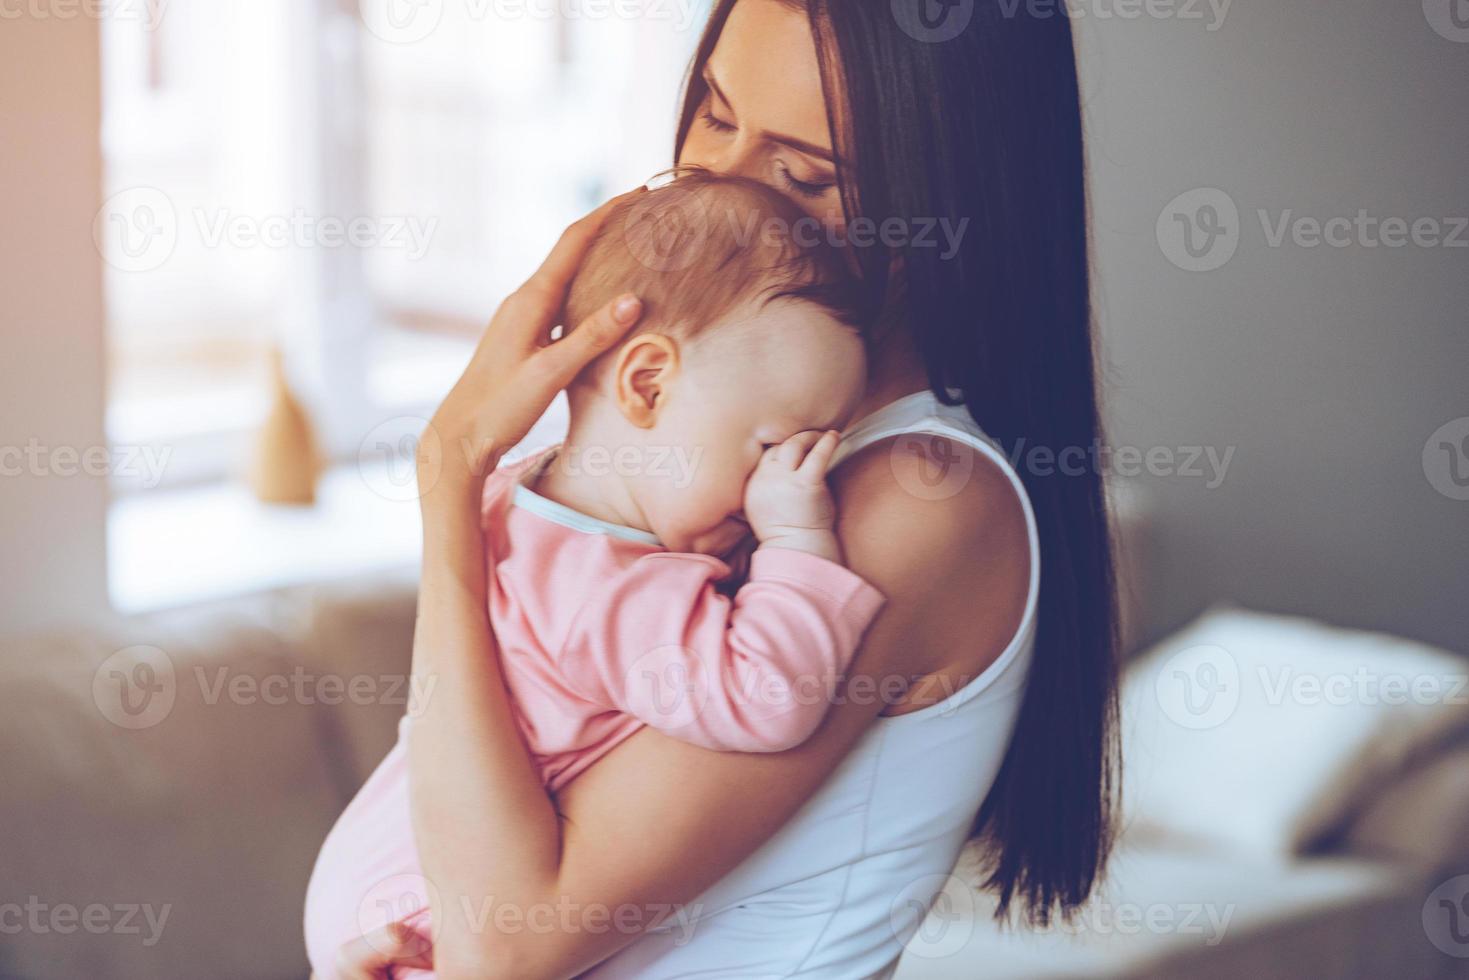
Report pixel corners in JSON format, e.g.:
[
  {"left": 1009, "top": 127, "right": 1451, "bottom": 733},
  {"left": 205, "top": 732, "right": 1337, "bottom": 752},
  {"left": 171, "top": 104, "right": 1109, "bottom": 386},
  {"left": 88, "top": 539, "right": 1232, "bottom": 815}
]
[{"left": 556, "top": 547, "right": 886, "bottom": 753}]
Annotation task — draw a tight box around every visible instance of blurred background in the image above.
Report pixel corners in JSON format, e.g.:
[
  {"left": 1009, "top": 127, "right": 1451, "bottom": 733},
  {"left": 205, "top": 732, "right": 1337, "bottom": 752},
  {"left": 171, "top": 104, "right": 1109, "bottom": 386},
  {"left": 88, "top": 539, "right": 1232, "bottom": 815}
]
[
  {"left": 2, "top": 1, "right": 1467, "bottom": 978},
  {"left": 14, "top": 0, "right": 701, "bottom": 614}
]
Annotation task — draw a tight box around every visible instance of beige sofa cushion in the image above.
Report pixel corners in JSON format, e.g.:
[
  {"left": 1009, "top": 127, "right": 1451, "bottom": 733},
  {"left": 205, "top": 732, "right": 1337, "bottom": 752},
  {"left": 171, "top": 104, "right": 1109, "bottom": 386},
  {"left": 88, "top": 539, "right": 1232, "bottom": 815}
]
[
  {"left": 0, "top": 594, "right": 344, "bottom": 980},
  {"left": 293, "top": 567, "right": 419, "bottom": 799},
  {"left": 1335, "top": 738, "right": 1469, "bottom": 871}
]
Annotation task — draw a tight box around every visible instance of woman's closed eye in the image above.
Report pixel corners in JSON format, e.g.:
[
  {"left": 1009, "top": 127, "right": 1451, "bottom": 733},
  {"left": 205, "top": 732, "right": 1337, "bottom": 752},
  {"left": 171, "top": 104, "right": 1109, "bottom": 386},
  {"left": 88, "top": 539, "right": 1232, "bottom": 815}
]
[
  {"left": 697, "top": 95, "right": 836, "bottom": 199},
  {"left": 700, "top": 107, "right": 737, "bottom": 134},
  {"left": 775, "top": 162, "right": 834, "bottom": 200}
]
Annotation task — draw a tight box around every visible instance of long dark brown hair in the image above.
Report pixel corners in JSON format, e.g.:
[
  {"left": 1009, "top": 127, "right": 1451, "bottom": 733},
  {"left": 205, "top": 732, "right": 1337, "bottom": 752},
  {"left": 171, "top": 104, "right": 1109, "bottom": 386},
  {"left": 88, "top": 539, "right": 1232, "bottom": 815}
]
[{"left": 673, "top": 0, "right": 1120, "bottom": 926}]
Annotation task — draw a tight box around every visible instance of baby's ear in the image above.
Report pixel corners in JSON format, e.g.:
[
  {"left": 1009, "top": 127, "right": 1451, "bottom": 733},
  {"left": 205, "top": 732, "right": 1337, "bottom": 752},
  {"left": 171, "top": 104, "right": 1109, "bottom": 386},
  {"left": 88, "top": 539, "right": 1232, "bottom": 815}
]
[{"left": 612, "top": 333, "right": 680, "bottom": 428}]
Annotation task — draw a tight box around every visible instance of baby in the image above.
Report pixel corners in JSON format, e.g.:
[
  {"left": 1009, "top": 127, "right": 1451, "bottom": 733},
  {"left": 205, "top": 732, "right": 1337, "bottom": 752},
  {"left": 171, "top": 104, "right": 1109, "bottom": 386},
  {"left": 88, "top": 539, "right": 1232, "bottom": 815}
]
[{"left": 303, "top": 170, "right": 882, "bottom": 977}]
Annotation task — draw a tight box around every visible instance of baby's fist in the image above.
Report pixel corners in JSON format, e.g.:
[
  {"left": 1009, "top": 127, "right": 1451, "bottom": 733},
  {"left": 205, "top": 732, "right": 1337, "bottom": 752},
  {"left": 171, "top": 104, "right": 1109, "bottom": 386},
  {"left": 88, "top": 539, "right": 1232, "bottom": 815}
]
[{"left": 743, "top": 430, "right": 843, "bottom": 558}]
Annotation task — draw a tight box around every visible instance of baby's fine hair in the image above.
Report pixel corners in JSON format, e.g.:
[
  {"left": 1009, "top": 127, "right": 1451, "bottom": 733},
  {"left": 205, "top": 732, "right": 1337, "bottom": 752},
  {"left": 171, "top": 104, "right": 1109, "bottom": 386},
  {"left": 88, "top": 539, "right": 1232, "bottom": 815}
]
[{"left": 563, "top": 167, "right": 867, "bottom": 367}]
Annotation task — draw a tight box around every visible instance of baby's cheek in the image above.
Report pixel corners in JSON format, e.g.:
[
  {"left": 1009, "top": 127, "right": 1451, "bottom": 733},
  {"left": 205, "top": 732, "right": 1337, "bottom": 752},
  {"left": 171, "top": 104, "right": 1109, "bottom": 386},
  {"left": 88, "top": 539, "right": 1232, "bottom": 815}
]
[
  {"left": 662, "top": 476, "right": 726, "bottom": 531},
  {"left": 698, "top": 479, "right": 744, "bottom": 528},
  {"left": 685, "top": 446, "right": 733, "bottom": 497}
]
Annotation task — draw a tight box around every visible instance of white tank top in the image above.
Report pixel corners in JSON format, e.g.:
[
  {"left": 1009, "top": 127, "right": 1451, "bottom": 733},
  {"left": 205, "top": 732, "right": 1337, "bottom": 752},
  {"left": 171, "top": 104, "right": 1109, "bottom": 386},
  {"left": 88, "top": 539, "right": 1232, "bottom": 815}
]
[{"left": 583, "top": 390, "right": 1042, "bottom": 979}]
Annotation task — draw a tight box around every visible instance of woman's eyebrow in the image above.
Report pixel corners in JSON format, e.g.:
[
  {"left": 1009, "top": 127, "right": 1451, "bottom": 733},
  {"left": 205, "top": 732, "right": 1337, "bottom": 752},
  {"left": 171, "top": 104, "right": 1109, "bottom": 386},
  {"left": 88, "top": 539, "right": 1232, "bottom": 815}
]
[{"left": 702, "top": 68, "right": 840, "bottom": 167}]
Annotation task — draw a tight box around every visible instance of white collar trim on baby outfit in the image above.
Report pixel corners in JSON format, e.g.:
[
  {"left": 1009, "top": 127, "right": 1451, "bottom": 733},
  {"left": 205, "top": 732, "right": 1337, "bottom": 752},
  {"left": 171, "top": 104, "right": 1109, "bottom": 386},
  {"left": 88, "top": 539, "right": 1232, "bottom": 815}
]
[{"left": 511, "top": 477, "right": 663, "bottom": 546}]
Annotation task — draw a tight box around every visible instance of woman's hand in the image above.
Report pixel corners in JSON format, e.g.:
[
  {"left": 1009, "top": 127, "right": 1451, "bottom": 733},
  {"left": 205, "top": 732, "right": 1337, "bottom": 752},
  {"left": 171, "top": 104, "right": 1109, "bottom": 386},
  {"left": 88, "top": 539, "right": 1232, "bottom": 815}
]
[
  {"left": 416, "top": 189, "right": 647, "bottom": 508},
  {"left": 332, "top": 922, "right": 434, "bottom": 979}
]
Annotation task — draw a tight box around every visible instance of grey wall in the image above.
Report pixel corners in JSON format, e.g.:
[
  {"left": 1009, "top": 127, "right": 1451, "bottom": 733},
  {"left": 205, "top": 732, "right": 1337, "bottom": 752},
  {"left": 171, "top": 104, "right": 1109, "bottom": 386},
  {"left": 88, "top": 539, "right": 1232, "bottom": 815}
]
[{"left": 1081, "top": 1, "right": 1468, "bottom": 651}]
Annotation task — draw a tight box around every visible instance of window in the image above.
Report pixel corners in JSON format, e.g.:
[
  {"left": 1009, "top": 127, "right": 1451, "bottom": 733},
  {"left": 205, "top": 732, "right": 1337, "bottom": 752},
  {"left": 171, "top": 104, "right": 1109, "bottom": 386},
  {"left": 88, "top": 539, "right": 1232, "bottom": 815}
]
[{"left": 98, "top": 0, "right": 703, "bottom": 608}]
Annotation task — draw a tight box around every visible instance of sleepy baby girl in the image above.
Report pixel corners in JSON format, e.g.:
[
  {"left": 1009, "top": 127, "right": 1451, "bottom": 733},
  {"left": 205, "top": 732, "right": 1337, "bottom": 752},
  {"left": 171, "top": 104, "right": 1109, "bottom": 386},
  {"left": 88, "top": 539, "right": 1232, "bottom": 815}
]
[{"left": 303, "top": 168, "right": 883, "bottom": 978}]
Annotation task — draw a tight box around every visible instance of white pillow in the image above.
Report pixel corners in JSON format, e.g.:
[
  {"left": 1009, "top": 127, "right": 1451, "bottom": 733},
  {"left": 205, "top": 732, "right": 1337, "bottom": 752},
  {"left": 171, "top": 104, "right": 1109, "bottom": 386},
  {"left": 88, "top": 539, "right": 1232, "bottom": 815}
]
[{"left": 1120, "top": 605, "right": 1469, "bottom": 858}]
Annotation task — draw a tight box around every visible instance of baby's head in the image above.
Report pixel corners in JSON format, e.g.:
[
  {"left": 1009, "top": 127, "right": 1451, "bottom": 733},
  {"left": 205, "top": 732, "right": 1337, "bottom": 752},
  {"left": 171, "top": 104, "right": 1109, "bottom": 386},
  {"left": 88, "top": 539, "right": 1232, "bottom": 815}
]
[{"left": 560, "top": 168, "right": 869, "bottom": 554}]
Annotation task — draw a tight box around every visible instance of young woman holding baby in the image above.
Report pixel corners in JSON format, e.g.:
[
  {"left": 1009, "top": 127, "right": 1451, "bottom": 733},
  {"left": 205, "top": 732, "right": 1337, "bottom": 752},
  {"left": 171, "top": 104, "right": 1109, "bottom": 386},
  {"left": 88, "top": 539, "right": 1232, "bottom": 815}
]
[{"left": 326, "top": 1, "right": 1119, "bottom": 976}]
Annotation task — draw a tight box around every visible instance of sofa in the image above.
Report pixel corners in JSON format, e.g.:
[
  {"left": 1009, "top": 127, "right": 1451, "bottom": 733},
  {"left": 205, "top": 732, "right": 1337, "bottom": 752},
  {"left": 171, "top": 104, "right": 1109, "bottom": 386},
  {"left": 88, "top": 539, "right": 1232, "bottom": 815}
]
[
  {"left": 896, "top": 607, "right": 1469, "bottom": 979},
  {"left": 0, "top": 568, "right": 421, "bottom": 979},
  {"left": 2, "top": 569, "right": 1467, "bottom": 979}
]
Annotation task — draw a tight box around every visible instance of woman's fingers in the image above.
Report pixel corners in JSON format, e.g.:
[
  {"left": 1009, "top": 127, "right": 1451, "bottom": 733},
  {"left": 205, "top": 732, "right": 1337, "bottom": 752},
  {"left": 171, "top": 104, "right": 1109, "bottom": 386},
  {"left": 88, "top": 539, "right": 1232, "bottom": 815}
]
[
  {"left": 418, "top": 187, "right": 650, "bottom": 492},
  {"left": 333, "top": 923, "right": 434, "bottom": 980},
  {"left": 540, "top": 189, "right": 644, "bottom": 286},
  {"left": 510, "top": 187, "right": 648, "bottom": 346},
  {"left": 531, "top": 292, "right": 643, "bottom": 393}
]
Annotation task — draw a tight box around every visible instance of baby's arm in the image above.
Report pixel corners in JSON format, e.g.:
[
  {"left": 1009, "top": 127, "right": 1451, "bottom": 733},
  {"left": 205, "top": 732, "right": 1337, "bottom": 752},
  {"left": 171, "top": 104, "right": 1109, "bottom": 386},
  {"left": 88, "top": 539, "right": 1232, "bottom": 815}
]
[{"left": 557, "top": 433, "right": 884, "bottom": 753}]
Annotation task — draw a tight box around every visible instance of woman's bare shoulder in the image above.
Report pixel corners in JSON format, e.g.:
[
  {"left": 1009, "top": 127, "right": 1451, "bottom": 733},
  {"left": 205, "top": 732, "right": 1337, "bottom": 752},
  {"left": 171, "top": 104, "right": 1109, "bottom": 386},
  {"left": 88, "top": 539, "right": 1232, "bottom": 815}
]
[{"left": 831, "top": 434, "right": 1032, "bottom": 707}]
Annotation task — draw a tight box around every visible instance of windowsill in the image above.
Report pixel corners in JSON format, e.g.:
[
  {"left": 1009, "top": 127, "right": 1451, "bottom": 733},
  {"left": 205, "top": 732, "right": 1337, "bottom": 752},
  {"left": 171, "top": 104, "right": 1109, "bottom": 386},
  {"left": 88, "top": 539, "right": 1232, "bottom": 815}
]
[
  {"left": 108, "top": 461, "right": 423, "bottom": 615},
  {"left": 107, "top": 400, "right": 569, "bottom": 615}
]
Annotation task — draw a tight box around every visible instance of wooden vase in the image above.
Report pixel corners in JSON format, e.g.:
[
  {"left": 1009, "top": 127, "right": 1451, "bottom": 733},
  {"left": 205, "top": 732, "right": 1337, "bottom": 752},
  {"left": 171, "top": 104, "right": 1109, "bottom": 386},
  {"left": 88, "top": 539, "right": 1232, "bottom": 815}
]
[{"left": 246, "top": 348, "right": 322, "bottom": 505}]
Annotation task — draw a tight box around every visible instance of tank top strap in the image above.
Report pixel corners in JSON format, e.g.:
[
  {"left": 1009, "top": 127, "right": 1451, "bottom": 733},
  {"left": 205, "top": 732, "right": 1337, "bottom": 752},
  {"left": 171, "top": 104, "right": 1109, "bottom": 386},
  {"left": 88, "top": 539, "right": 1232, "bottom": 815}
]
[{"left": 835, "top": 390, "right": 993, "bottom": 465}]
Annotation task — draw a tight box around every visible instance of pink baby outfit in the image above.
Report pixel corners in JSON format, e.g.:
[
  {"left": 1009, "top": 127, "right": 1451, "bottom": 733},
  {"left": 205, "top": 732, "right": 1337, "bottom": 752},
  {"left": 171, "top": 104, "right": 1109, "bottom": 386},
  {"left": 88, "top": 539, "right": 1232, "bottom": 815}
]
[{"left": 303, "top": 451, "right": 885, "bottom": 978}]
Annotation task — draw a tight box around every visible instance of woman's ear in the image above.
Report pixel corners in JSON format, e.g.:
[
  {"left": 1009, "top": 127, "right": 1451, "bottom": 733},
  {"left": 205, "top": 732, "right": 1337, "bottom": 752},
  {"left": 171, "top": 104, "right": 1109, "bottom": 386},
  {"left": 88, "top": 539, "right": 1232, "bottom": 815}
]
[{"left": 613, "top": 333, "right": 679, "bottom": 428}]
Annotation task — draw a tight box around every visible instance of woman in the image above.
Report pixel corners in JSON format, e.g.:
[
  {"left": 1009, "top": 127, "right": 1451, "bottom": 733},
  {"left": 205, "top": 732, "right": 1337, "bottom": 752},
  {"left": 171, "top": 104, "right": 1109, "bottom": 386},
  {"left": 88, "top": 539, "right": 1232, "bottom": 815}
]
[{"left": 338, "top": 0, "right": 1118, "bottom": 976}]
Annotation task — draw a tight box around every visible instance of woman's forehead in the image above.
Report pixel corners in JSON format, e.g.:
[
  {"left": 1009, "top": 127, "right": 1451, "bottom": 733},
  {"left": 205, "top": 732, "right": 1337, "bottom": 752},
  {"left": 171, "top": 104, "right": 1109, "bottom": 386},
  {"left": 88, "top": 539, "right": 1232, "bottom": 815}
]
[{"left": 710, "top": 0, "right": 833, "bottom": 157}]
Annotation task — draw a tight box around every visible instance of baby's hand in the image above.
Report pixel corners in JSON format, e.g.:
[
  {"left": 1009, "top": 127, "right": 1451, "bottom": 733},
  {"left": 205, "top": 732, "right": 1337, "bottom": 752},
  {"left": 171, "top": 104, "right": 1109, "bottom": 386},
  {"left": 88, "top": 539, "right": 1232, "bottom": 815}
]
[{"left": 743, "top": 430, "right": 843, "bottom": 564}]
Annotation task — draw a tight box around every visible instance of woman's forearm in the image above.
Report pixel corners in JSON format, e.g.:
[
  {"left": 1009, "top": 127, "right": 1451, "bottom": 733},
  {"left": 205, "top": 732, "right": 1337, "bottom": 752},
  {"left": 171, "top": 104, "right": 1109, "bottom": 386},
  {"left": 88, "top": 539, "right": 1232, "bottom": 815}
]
[
  {"left": 379, "top": 192, "right": 649, "bottom": 979},
  {"left": 408, "top": 465, "right": 567, "bottom": 977}
]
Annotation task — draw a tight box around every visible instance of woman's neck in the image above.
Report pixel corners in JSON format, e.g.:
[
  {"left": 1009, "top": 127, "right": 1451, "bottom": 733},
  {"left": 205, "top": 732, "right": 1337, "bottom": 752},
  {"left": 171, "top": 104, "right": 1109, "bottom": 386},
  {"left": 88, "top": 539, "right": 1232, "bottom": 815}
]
[{"left": 854, "top": 322, "right": 929, "bottom": 421}]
